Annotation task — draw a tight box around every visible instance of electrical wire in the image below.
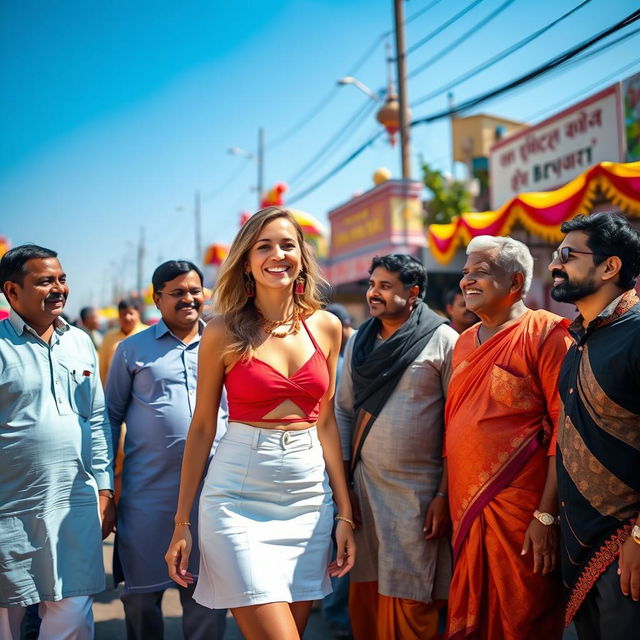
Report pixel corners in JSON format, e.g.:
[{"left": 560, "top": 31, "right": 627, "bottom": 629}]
[
  {"left": 287, "top": 8, "right": 640, "bottom": 203},
  {"left": 201, "top": 158, "right": 252, "bottom": 203},
  {"left": 347, "top": 1, "right": 449, "bottom": 75},
  {"left": 411, "top": 0, "right": 592, "bottom": 105},
  {"left": 288, "top": 98, "right": 379, "bottom": 186},
  {"left": 411, "top": 8, "right": 640, "bottom": 125},
  {"left": 450, "top": 22, "right": 640, "bottom": 116},
  {"left": 288, "top": 129, "right": 385, "bottom": 205},
  {"left": 408, "top": 0, "right": 517, "bottom": 80},
  {"left": 404, "top": 0, "right": 448, "bottom": 29},
  {"left": 267, "top": 0, "right": 448, "bottom": 150},
  {"left": 523, "top": 55, "right": 640, "bottom": 123},
  {"left": 406, "top": 0, "right": 487, "bottom": 56}
]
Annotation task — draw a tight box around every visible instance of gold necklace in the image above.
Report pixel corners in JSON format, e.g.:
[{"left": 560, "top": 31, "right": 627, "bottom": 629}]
[{"left": 260, "top": 308, "right": 302, "bottom": 338}]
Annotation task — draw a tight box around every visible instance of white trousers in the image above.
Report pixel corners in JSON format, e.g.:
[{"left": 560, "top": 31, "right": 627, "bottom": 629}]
[{"left": 0, "top": 595, "right": 93, "bottom": 640}]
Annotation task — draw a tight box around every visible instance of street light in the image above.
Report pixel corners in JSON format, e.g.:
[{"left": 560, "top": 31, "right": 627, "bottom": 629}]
[
  {"left": 227, "top": 127, "right": 265, "bottom": 209},
  {"left": 227, "top": 147, "right": 254, "bottom": 159},
  {"left": 337, "top": 77, "right": 382, "bottom": 102}
]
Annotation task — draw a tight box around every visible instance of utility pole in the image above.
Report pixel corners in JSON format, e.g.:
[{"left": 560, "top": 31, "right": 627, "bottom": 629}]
[
  {"left": 393, "top": 0, "right": 411, "bottom": 179},
  {"left": 194, "top": 190, "right": 202, "bottom": 265},
  {"left": 136, "top": 227, "right": 145, "bottom": 298},
  {"left": 257, "top": 127, "right": 265, "bottom": 209}
]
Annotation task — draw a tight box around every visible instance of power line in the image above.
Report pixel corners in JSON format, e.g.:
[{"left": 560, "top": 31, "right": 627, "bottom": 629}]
[
  {"left": 267, "top": 1, "right": 447, "bottom": 151},
  {"left": 267, "top": 89, "right": 340, "bottom": 151},
  {"left": 344, "top": 0, "right": 448, "bottom": 77},
  {"left": 288, "top": 130, "right": 385, "bottom": 205},
  {"left": 559, "top": 23, "right": 640, "bottom": 66},
  {"left": 288, "top": 98, "right": 379, "bottom": 187},
  {"left": 201, "top": 158, "right": 252, "bottom": 203},
  {"left": 287, "top": 8, "right": 640, "bottom": 203},
  {"left": 523, "top": 56, "right": 640, "bottom": 123},
  {"left": 406, "top": 0, "right": 487, "bottom": 56},
  {"left": 505, "top": 23, "right": 640, "bottom": 110},
  {"left": 403, "top": 0, "right": 448, "bottom": 29},
  {"left": 411, "top": 0, "right": 592, "bottom": 107},
  {"left": 411, "top": 8, "right": 640, "bottom": 125},
  {"left": 408, "top": 0, "right": 517, "bottom": 80},
  {"left": 451, "top": 22, "right": 640, "bottom": 116}
]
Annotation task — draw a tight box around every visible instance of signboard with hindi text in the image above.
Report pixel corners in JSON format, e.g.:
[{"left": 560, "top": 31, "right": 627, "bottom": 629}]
[{"left": 489, "top": 85, "right": 625, "bottom": 209}]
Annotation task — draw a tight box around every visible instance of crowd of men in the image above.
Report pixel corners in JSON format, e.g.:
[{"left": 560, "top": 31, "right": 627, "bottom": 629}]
[{"left": 0, "top": 211, "right": 638, "bottom": 640}]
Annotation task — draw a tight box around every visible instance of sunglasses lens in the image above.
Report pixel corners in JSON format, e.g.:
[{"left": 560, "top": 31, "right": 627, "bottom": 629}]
[{"left": 561, "top": 247, "right": 570, "bottom": 263}]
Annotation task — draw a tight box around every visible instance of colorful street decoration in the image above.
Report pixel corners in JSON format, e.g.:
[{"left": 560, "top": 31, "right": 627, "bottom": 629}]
[
  {"left": 289, "top": 209, "right": 329, "bottom": 258},
  {"left": 0, "top": 236, "right": 10, "bottom": 260},
  {"left": 427, "top": 161, "right": 640, "bottom": 264},
  {"left": 203, "top": 243, "right": 229, "bottom": 266},
  {"left": 260, "top": 182, "right": 288, "bottom": 208}
]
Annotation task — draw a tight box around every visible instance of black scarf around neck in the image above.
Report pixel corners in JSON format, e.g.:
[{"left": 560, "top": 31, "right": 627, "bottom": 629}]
[{"left": 350, "top": 302, "right": 446, "bottom": 474}]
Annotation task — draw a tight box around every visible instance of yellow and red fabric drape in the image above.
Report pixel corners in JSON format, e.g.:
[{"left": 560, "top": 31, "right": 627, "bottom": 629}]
[{"left": 428, "top": 161, "right": 640, "bottom": 264}]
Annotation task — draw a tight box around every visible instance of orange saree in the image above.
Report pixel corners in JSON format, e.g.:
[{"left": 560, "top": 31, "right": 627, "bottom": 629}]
[{"left": 445, "top": 310, "right": 572, "bottom": 640}]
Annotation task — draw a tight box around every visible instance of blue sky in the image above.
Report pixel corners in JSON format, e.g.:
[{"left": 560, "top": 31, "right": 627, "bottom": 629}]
[{"left": 1, "top": 0, "right": 639, "bottom": 315}]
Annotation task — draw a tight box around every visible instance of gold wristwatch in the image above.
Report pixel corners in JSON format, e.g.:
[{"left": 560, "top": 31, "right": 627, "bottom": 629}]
[
  {"left": 631, "top": 524, "right": 640, "bottom": 545},
  {"left": 533, "top": 510, "right": 559, "bottom": 526}
]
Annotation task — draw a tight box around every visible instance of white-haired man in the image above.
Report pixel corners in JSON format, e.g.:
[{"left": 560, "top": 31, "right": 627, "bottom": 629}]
[{"left": 444, "top": 236, "right": 573, "bottom": 640}]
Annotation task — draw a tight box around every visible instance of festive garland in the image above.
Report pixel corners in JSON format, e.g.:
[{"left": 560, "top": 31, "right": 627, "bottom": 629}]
[{"left": 427, "top": 161, "right": 640, "bottom": 264}]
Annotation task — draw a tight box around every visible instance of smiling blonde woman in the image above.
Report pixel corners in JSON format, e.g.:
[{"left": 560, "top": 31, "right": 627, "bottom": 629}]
[{"left": 165, "top": 207, "right": 355, "bottom": 640}]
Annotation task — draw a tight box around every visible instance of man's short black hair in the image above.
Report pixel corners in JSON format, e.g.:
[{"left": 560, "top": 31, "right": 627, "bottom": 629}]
[
  {"left": 325, "top": 303, "right": 352, "bottom": 327},
  {"left": 369, "top": 254, "right": 427, "bottom": 298},
  {"left": 0, "top": 244, "right": 58, "bottom": 291},
  {"left": 444, "top": 288, "right": 463, "bottom": 308},
  {"left": 561, "top": 212, "right": 640, "bottom": 290},
  {"left": 117, "top": 298, "right": 141, "bottom": 312},
  {"left": 152, "top": 260, "right": 204, "bottom": 293},
  {"left": 80, "top": 307, "right": 95, "bottom": 322}
]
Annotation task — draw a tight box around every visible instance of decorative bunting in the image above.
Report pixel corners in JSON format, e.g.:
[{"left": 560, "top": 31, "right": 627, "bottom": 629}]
[{"left": 427, "top": 161, "right": 640, "bottom": 264}]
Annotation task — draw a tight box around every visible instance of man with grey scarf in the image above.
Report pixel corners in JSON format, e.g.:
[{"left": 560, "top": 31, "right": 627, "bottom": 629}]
[{"left": 335, "top": 254, "right": 457, "bottom": 640}]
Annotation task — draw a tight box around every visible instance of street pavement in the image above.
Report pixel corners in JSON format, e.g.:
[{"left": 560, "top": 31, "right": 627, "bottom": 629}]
[{"left": 94, "top": 536, "right": 334, "bottom": 639}]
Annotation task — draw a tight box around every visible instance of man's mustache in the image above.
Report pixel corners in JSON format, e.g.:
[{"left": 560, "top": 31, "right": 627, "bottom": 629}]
[
  {"left": 45, "top": 293, "right": 66, "bottom": 302},
  {"left": 551, "top": 270, "right": 568, "bottom": 281},
  {"left": 175, "top": 301, "right": 201, "bottom": 311}
]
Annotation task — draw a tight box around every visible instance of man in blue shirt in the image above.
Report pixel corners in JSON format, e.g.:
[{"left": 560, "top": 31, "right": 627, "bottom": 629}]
[
  {"left": 0, "top": 244, "right": 114, "bottom": 639},
  {"left": 106, "top": 260, "right": 226, "bottom": 640}
]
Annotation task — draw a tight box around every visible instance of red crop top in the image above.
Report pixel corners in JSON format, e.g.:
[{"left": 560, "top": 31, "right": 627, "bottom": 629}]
[{"left": 225, "top": 318, "right": 330, "bottom": 424}]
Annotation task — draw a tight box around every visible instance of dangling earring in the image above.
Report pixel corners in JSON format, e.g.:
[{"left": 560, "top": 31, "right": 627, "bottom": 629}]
[
  {"left": 295, "top": 272, "right": 306, "bottom": 295},
  {"left": 244, "top": 272, "right": 255, "bottom": 298}
]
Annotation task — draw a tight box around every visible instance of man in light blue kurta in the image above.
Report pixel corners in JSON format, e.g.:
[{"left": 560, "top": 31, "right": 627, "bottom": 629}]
[
  {"left": 0, "top": 245, "right": 114, "bottom": 640},
  {"left": 106, "top": 260, "right": 226, "bottom": 640}
]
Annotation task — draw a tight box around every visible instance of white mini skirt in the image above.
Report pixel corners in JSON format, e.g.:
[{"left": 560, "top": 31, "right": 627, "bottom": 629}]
[{"left": 193, "top": 422, "right": 334, "bottom": 609}]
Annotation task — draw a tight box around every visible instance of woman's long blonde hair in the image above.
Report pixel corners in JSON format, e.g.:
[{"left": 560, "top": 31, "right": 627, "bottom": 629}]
[{"left": 214, "top": 206, "right": 326, "bottom": 359}]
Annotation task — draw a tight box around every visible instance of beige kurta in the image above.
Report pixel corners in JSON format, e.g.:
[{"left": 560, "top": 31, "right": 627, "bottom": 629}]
[{"left": 336, "top": 323, "right": 457, "bottom": 603}]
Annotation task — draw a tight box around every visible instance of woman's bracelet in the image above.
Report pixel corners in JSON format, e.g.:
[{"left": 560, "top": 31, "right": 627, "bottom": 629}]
[
  {"left": 175, "top": 521, "right": 191, "bottom": 527},
  {"left": 435, "top": 491, "right": 447, "bottom": 498},
  {"left": 335, "top": 515, "right": 356, "bottom": 530}
]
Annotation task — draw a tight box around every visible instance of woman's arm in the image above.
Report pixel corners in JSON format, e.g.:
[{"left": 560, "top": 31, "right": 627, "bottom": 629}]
[
  {"left": 165, "top": 319, "right": 227, "bottom": 586},
  {"left": 314, "top": 311, "right": 356, "bottom": 577}
]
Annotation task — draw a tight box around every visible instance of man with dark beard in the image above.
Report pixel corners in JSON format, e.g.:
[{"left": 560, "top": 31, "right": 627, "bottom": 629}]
[
  {"left": 105, "top": 260, "right": 227, "bottom": 640},
  {"left": 549, "top": 212, "right": 640, "bottom": 639}
]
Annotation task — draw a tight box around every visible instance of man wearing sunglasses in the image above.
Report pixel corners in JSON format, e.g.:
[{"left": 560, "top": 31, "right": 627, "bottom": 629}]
[
  {"left": 549, "top": 212, "right": 640, "bottom": 639},
  {"left": 105, "top": 260, "right": 227, "bottom": 640}
]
